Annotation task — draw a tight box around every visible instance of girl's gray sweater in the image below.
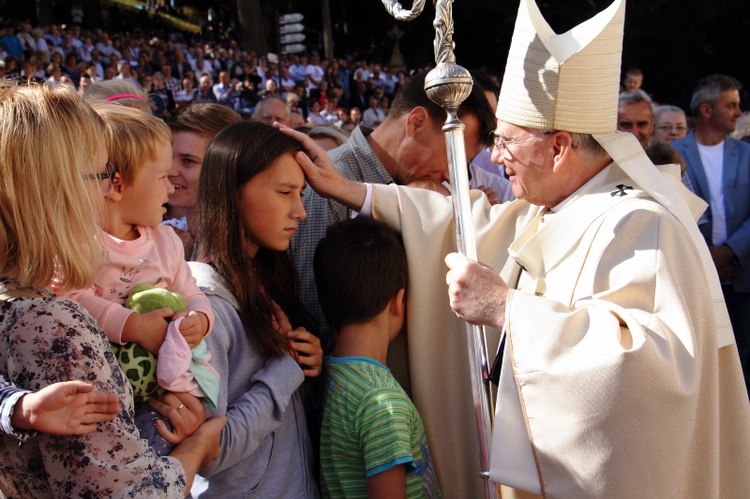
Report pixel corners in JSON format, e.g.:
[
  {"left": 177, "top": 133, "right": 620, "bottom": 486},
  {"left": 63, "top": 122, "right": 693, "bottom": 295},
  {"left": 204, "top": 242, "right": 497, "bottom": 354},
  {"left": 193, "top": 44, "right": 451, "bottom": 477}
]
[{"left": 188, "top": 262, "right": 319, "bottom": 498}]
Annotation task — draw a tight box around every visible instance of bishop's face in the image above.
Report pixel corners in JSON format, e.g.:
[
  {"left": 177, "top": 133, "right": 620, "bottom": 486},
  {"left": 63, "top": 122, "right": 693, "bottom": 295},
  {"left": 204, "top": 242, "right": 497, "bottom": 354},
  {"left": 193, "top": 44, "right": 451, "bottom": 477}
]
[{"left": 490, "top": 121, "right": 558, "bottom": 207}]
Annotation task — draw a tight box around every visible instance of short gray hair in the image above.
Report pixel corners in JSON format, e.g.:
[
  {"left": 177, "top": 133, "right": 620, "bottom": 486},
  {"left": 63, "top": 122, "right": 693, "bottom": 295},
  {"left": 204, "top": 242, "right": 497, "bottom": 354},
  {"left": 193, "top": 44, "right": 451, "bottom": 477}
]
[
  {"left": 570, "top": 132, "right": 608, "bottom": 159},
  {"left": 531, "top": 129, "right": 608, "bottom": 160},
  {"left": 253, "top": 95, "right": 291, "bottom": 120},
  {"left": 690, "top": 74, "right": 742, "bottom": 116},
  {"left": 654, "top": 105, "right": 686, "bottom": 125},
  {"left": 618, "top": 89, "right": 655, "bottom": 117}
]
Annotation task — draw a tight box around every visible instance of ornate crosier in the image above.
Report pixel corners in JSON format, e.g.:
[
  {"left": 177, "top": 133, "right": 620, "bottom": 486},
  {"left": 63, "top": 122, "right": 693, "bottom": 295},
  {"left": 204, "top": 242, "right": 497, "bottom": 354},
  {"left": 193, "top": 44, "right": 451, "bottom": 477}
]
[{"left": 379, "top": 2, "right": 496, "bottom": 498}]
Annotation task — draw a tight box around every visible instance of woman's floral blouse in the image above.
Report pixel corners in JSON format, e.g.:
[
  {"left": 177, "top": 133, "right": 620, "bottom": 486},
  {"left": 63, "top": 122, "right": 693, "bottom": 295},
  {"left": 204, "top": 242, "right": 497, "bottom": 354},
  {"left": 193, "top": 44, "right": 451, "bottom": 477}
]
[{"left": 0, "top": 277, "right": 186, "bottom": 497}]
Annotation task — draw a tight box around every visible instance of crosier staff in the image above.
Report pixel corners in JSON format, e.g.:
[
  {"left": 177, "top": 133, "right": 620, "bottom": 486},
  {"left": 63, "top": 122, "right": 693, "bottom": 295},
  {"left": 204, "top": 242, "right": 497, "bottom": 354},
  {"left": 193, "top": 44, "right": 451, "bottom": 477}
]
[{"left": 380, "top": 1, "right": 496, "bottom": 497}]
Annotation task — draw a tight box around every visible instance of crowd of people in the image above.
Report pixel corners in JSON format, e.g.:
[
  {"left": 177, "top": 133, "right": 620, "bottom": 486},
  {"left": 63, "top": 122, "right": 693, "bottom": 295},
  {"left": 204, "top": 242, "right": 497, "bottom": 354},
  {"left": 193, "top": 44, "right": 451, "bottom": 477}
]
[
  {"left": 1, "top": 0, "right": 750, "bottom": 497},
  {"left": 0, "top": 14, "right": 425, "bottom": 130}
]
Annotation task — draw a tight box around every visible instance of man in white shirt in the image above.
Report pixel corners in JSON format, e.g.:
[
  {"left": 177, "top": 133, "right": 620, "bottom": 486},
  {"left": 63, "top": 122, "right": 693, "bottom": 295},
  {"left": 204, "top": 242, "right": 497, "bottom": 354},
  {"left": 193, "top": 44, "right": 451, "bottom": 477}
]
[
  {"left": 95, "top": 32, "right": 117, "bottom": 58},
  {"left": 212, "top": 70, "right": 236, "bottom": 108},
  {"left": 305, "top": 54, "right": 325, "bottom": 96},
  {"left": 361, "top": 96, "right": 385, "bottom": 128},
  {"left": 319, "top": 96, "right": 340, "bottom": 126},
  {"left": 89, "top": 49, "right": 105, "bottom": 80},
  {"left": 672, "top": 74, "right": 750, "bottom": 393},
  {"left": 289, "top": 55, "right": 308, "bottom": 84}
]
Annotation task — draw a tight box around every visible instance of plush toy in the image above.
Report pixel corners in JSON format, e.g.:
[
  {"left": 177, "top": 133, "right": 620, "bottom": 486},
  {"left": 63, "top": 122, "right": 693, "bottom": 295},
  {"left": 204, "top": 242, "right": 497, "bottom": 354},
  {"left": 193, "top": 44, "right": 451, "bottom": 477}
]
[
  {"left": 112, "top": 283, "right": 186, "bottom": 404},
  {"left": 126, "top": 283, "right": 187, "bottom": 315}
]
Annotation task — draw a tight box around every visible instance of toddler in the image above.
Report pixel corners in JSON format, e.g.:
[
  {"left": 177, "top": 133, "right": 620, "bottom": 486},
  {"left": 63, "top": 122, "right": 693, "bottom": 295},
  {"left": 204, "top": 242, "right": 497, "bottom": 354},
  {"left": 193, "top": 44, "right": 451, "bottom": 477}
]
[{"left": 63, "top": 103, "right": 218, "bottom": 454}]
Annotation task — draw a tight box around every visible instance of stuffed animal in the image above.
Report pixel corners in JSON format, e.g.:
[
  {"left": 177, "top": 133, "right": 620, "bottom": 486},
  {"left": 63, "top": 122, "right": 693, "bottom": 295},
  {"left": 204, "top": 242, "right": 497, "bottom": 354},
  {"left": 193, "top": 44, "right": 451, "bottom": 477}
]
[{"left": 112, "top": 283, "right": 186, "bottom": 404}]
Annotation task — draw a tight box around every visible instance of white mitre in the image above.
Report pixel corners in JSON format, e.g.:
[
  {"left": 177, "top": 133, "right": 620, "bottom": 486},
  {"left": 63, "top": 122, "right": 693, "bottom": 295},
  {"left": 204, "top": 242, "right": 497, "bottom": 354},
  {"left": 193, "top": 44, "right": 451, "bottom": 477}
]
[
  {"left": 495, "top": 0, "right": 733, "bottom": 347},
  {"left": 497, "top": 0, "right": 623, "bottom": 133}
]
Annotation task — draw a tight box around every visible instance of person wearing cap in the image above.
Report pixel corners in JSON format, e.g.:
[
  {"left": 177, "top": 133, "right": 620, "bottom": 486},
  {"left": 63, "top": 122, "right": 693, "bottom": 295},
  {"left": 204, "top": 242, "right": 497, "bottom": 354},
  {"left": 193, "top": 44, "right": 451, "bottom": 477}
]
[{"left": 280, "top": 0, "right": 750, "bottom": 497}]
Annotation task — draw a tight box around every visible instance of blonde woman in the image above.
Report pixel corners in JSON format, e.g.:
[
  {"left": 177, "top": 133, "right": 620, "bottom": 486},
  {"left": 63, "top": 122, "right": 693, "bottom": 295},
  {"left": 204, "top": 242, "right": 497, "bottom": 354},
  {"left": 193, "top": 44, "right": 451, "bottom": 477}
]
[{"left": 0, "top": 83, "right": 224, "bottom": 498}]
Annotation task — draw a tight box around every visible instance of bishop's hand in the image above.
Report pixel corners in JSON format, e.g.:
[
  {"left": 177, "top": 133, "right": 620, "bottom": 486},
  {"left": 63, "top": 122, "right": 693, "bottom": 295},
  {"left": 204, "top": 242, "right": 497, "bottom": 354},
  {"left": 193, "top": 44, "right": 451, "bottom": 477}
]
[{"left": 445, "top": 252, "right": 508, "bottom": 330}]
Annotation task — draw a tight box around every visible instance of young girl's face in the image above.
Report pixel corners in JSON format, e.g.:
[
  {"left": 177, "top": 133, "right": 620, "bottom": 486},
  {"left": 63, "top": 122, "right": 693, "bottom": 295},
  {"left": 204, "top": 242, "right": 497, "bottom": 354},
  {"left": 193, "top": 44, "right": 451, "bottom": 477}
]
[
  {"left": 117, "top": 141, "right": 174, "bottom": 228},
  {"left": 237, "top": 152, "right": 306, "bottom": 258}
]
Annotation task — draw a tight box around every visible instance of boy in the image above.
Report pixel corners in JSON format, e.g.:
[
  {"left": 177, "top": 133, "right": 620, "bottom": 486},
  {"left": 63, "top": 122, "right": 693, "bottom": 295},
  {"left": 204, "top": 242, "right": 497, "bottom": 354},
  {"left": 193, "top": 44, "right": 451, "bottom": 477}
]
[{"left": 314, "top": 217, "right": 441, "bottom": 498}]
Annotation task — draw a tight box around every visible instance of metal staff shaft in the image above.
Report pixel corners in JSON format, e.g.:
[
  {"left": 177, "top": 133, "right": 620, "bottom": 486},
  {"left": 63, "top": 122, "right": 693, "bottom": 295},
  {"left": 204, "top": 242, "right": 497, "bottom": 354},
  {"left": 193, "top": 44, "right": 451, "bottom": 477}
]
[
  {"left": 380, "top": 1, "right": 496, "bottom": 497},
  {"left": 441, "top": 105, "right": 496, "bottom": 497}
]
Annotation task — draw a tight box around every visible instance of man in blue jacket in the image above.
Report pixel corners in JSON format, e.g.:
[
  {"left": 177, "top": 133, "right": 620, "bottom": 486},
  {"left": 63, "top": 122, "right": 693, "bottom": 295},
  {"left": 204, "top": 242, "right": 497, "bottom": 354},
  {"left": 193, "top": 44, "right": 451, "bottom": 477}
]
[
  {"left": 0, "top": 25, "right": 23, "bottom": 60},
  {"left": 672, "top": 74, "right": 750, "bottom": 394}
]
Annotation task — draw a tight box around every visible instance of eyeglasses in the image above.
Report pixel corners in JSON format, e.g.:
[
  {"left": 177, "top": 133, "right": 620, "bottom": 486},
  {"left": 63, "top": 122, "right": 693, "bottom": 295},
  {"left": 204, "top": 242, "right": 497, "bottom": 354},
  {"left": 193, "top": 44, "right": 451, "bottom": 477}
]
[
  {"left": 86, "top": 161, "right": 118, "bottom": 188},
  {"left": 491, "top": 130, "right": 555, "bottom": 151},
  {"left": 656, "top": 124, "right": 688, "bottom": 132}
]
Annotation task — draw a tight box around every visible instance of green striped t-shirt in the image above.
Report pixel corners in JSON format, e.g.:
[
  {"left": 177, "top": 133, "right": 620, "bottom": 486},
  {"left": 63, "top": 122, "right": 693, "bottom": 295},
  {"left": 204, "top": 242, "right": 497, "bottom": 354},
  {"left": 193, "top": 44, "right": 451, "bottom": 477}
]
[{"left": 320, "top": 356, "right": 441, "bottom": 498}]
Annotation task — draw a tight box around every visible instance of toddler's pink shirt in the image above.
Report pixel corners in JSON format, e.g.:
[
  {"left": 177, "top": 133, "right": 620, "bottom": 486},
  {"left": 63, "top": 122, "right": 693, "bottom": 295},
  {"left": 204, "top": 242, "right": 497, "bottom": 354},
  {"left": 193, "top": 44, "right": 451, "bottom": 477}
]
[{"left": 66, "top": 225, "right": 214, "bottom": 343}]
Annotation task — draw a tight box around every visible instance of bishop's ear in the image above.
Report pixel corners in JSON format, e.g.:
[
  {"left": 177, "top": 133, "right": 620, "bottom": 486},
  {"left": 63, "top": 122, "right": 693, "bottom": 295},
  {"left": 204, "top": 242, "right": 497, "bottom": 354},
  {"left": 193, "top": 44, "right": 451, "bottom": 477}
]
[{"left": 551, "top": 131, "right": 575, "bottom": 173}]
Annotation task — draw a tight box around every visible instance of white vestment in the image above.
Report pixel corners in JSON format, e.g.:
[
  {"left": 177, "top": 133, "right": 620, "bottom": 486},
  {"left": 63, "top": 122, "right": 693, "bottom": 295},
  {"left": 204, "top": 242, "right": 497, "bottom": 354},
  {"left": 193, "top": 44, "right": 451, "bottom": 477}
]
[{"left": 371, "top": 162, "right": 750, "bottom": 498}]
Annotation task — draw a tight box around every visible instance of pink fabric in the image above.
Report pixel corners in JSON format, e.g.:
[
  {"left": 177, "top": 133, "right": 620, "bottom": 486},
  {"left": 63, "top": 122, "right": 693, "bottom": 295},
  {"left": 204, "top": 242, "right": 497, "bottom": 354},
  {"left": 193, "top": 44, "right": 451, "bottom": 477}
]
[
  {"left": 64, "top": 225, "right": 214, "bottom": 343},
  {"left": 156, "top": 317, "right": 218, "bottom": 397},
  {"left": 104, "top": 93, "right": 147, "bottom": 102}
]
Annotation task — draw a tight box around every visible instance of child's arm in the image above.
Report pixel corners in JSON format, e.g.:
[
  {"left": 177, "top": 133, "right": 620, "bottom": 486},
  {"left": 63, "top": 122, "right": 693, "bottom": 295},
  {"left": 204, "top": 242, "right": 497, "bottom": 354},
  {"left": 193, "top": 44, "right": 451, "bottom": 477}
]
[
  {"left": 165, "top": 227, "right": 215, "bottom": 346},
  {"left": 368, "top": 465, "right": 407, "bottom": 499},
  {"left": 10, "top": 381, "right": 121, "bottom": 435},
  {"left": 65, "top": 285, "right": 172, "bottom": 352},
  {"left": 173, "top": 310, "right": 209, "bottom": 349},
  {"left": 357, "top": 387, "right": 423, "bottom": 499},
  {"left": 64, "top": 288, "right": 137, "bottom": 344},
  {"left": 121, "top": 307, "right": 172, "bottom": 353}
]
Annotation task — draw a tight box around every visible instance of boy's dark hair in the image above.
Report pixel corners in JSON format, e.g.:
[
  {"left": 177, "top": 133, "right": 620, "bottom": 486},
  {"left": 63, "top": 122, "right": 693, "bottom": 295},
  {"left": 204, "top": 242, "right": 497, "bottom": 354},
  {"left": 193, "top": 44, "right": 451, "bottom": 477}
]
[{"left": 314, "top": 217, "right": 407, "bottom": 331}]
